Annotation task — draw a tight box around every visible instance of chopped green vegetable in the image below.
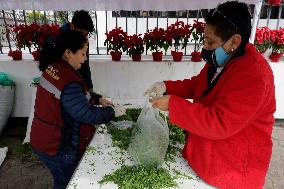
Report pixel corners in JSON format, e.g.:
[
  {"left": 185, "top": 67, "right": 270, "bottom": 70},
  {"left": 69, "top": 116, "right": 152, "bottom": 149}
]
[
  {"left": 98, "top": 165, "right": 177, "bottom": 189},
  {"left": 107, "top": 126, "right": 133, "bottom": 150},
  {"left": 113, "top": 114, "right": 133, "bottom": 122},
  {"left": 125, "top": 108, "right": 142, "bottom": 122}
]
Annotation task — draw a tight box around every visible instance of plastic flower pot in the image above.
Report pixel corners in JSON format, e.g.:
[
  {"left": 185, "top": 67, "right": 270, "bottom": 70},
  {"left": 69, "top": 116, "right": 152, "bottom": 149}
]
[
  {"left": 269, "top": 52, "right": 283, "bottom": 62},
  {"left": 8, "top": 50, "right": 22, "bottom": 60},
  {"left": 32, "top": 50, "right": 41, "bottom": 61},
  {"left": 132, "top": 53, "right": 141, "bottom": 61},
  {"left": 171, "top": 51, "right": 183, "bottom": 62},
  {"left": 191, "top": 51, "right": 202, "bottom": 62},
  {"left": 110, "top": 51, "right": 122, "bottom": 61},
  {"left": 152, "top": 52, "right": 163, "bottom": 62}
]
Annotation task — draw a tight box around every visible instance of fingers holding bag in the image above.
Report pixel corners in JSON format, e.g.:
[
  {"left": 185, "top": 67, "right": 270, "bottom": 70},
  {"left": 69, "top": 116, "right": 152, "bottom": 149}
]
[{"left": 144, "top": 82, "right": 166, "bottom": 98}]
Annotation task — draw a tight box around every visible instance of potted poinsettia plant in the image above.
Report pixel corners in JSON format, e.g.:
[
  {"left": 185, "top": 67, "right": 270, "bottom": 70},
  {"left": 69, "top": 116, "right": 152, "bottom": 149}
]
[
  {"left": 124, "top": 34, "right": 144, "bottom": 61},
  {"left": 166, "top": 21, "right": 191, "bottom": 62},
  {"left": 143, "top": 28, "right": 169, "bottom": 61},
  {"left": 8, "top": 50, "right": 22, "bottom": 60},
  {"left": 12, "top": 24, "right": 35, "bottom": 50},
  {"left": 31, "top": 23, "right": 60, "bottom": 61},
  {"left": 254, "top": 27, "right": 271, "bottom": 54},
  {"left": 190, "top": 20, "right": 205, "bottom": 62},
  {"left": 269, "top": 28, "right": 284, "bottom": 62},
  {"left": 12, "top": 23, "right": 59, "bottom": 61},
  {"left": 104, "top": 27, "right": 127, "bottom": 61}
]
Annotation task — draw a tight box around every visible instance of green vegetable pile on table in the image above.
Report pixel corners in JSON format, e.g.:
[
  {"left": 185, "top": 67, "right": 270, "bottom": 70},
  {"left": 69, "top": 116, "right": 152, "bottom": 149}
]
[
  {"left": 107, "top": 108, "right": 142, "bottom": 150},
  {"left": 165, "top": 120, "right": 186, "bottom": 162},
  {"left": 102, "top": 108, "right": 189, "bottom": 189},
  {"left": 107, "top": 126, "right": 133, "bottom": 150},
  {"left": 98, "top": 165, "right": 178, "bottom": 189}
]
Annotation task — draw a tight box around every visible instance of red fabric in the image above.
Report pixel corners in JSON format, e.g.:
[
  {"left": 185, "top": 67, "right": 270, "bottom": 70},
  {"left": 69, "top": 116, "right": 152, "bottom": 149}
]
[
  {"left": 31, "top": 60, "right": 94, "bottom": 156},
  {"left": 79, "top": 124, "right": 96, "bottom": 157},
  {"left": 165, "top": 44, "right": 276, "bottom": 189}
]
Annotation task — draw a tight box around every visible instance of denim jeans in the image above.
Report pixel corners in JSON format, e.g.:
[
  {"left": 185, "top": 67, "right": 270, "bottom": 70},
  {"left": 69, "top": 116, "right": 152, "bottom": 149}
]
[{"left": 33, "top": 148, "right": 80, "bottom": 189}]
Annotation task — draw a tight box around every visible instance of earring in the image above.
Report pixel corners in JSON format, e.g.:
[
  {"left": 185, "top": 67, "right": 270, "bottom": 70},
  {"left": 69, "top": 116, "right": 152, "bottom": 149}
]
[{"left": 231, "top": 47, "right": 236, "bottom": 52}]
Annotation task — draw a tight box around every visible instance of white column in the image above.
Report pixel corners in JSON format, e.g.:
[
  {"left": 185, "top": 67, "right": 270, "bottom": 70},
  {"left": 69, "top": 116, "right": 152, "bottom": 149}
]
[{"left": 249, "top": 0, "right": 263, "bottom": 43}]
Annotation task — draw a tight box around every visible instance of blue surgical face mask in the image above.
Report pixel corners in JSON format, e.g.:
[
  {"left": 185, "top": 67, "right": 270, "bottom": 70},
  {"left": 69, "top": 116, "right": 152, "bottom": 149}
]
[
  {"left": 201, "top": 40, "right": 230, "bottom": 67},
  {"left": 215, "top": 46, "right": 229, "bottom": 66}
]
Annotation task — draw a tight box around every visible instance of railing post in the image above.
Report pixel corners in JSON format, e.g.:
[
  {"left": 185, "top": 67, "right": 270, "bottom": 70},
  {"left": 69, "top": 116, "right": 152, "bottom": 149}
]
[
  {"left": 266, "top": 5, "right": 272, "bottom": 27},
  {"left": 135, "top": 11, "right": 138, "bottom": 35},
  {"left": 115, "top": 11, "right": 118, "bottom": 28},
  {"left": 105, "top": 11, "right": 108, "bottom": 54},
  {"left": 12, "top": 10, "right": 17, "bottom": 26},
  {"left": 276, "top": 4, "right": 283, "bottom": 29},
  {"left": 94, "top": 11, "right": 99, "bottom": 55},
  {"left": 54, "top": 11, "right": 57, "bottom": 25},
  {"left": 146, "top": 13, "right": 149, "bottom": 55},
  {"left": 33, "top": 10, "right": 37, "bottom": 23},
  {"left": 44, "top": 11, "right": 47, "bottom": 24},
  {"left": 2, "top": 10, "right": 12, "bottom": 51}
]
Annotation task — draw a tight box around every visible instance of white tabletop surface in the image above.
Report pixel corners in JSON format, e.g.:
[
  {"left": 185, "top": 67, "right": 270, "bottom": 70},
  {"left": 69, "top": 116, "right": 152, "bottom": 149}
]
[{"left": 67, "top": 125, "right": 216, "bottom": 189}]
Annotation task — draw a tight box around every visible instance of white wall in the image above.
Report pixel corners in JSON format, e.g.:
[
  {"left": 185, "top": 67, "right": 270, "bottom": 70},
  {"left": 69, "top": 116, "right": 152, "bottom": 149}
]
[{"left": 0, "top": 54, "right": 283, "bottom": 119}]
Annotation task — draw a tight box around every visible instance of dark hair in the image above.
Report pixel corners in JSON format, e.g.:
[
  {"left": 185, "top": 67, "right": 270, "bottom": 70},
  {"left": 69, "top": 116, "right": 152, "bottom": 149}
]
[
  {"left": 39, "top": 30, "right": 88, "bottom": 71},
  {"left": 205, "top": 1, "right": 252, "bottom": 54},
  {"left": 72, "top": 10, "right": 94, "bottom": 32}
]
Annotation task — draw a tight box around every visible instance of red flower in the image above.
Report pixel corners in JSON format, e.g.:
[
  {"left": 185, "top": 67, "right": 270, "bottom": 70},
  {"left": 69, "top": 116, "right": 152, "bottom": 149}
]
[
  {"left": 191, "top": 20, "right": 205, "bottom": 50},
  {"left": 124, "top": 34, "right": 144, "bottom": 56},
  {"left": 270, "top": 28, "right": 284, "bottom": 53},
  {"left": 143, "top": 27, "right": 169, "bottom": 52},
  {"left": 165, "top": 21, "right": 191, "bottom": 51},
  {"left": 254, "top": 27, "right": 271, "bottom": 52},
  {"left": 104, "top": 27, "right": 127, "bottom": 53},
  {"left": 12, "top": 23, "right": 59, "bottom": 50}
]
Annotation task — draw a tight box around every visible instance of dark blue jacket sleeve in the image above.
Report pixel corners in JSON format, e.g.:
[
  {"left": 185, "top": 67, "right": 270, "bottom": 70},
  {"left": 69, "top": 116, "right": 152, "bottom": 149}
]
[{"left": 61, "top": 82, "right": 114, "bottom": 125}]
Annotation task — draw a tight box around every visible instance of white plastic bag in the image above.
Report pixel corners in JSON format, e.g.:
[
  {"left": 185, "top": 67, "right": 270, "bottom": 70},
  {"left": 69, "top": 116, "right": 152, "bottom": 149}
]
[
  {"left": 128, "top": 102, "right": 169, "bottom": 167},
  {"left": 0, "top": 86, "right": 15, "bottom": 134},
  {"left": 0, "top": 147, "right": 8, "bottom": 167}
]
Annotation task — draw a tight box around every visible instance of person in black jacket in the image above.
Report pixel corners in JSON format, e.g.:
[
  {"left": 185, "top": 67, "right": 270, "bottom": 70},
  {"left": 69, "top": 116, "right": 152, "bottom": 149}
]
[{"left": 47, "top": 10, "right": 110, "bottom": 106}]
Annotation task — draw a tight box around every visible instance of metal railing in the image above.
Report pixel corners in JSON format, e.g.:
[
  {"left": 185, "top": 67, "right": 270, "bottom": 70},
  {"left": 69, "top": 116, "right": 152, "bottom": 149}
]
[{"left": 0, "top": 2, "right": 283, "bottom": 56}]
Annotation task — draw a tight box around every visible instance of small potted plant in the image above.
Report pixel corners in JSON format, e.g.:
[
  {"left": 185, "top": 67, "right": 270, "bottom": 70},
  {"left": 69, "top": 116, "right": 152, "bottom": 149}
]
[
  {"left": 13, "top": 24, "right": 34, "bottom": 50},
  {"left": 143, "top": 28, "right": 169, "bottom": 61},
  {"left": 8, "top": 50, "right": 22, "bottom": 60},
  {"left": 190, "top": 20, "right": 205, "bottom": 62},
  {"left": 12, "top": 23, "right": 59, "bottom": 61},
  {"left": 124, "top": 34, "right": 144, "bottom": 61},
  {"left": 104, "top": 27, "right": 127, "bottom": 61},
  {"left": 269, "top": 28, "right": 284, "bottom": 62},
  {"left": 254, "top": 27, "right": 271, "bottom": 54},
  {"left": 32, "top": 23, "right": 60, "bottom": 61},
  {"left": 166, "top": 21, "right": 191, "bottom": 62}
]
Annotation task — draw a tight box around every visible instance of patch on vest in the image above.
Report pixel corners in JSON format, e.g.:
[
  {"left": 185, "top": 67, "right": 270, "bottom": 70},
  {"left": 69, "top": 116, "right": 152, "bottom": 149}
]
[{"left": 46, "top": 65, "right": 60, "bottom": 80}]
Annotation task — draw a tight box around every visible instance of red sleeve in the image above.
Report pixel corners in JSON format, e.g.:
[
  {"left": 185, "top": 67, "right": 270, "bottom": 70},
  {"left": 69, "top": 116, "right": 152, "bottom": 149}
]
[
  {"left": 164, "top": 65, "right": 208, "bottom": 99},
  {"left": 168, "top": 66, "right": 269, "bottom": 140}
]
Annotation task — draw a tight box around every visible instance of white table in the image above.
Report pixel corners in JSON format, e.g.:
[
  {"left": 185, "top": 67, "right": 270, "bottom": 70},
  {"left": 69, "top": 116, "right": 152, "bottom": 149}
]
[{"left": 67, "top": 125, "right": 216, "bottom": 189}]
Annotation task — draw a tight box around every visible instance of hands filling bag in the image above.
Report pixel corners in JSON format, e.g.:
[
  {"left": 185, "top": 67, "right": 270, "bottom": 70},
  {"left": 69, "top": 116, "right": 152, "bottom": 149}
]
[{"left": 128, "top": 102, "right": 169, "bottom": 167}]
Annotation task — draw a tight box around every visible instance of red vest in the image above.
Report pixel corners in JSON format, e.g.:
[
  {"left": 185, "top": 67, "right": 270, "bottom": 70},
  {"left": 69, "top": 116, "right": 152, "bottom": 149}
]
[{"left": 30, "top": 60, "right": 95, "bottom": 156}]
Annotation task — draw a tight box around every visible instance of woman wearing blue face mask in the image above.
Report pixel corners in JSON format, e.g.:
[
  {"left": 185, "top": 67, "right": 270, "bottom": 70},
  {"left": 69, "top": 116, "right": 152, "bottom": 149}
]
[{"left": 145, "top": 1, "right": 276, "bottom": 189}]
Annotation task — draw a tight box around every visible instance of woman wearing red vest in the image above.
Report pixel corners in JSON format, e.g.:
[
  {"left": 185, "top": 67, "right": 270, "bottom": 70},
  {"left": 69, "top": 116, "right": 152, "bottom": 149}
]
[
  {"left": 31, "top": 30, "right": 124, "bottom": 189},
  {"left": 145, "top": 1, "right": 276, "bottom": 189}
]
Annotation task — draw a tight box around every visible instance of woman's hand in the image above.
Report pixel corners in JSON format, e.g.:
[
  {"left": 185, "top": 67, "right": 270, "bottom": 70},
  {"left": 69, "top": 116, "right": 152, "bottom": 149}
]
[
  {"left": 149, "top": 95, "right": 171, "bottom": 111},
  {"left": 99, "top": 98, "right": 114, "bottom": 107}
]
